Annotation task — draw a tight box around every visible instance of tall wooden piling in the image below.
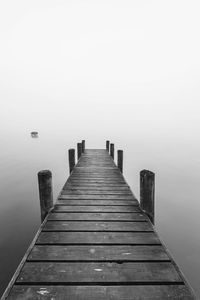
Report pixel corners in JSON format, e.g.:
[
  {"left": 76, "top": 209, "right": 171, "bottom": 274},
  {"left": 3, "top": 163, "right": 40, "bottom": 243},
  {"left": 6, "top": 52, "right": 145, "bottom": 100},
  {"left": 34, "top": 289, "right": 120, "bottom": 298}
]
[
  {"left": 110, "top": 143, "right": 114, "bottom": 159},
  {"left": 68, "top": 149, "right": 75, "bottom": 173},
  {"left": 38, "top": 170, "right": 53, "bottom": 222},
  {"left": 140, "top": 169, "right": 155, "bottom": 224},
  {"left": 117, "top": 150, "right": 123, "bottom": 173},
  {"left": 82, "top": 140, "right": 85, "bottom": 153},
  {"left": 106, "top": 140, "right": 110, "bottom": 151},
  {"left": 77, "top": 143, "right": 82, "bottom": 160}
]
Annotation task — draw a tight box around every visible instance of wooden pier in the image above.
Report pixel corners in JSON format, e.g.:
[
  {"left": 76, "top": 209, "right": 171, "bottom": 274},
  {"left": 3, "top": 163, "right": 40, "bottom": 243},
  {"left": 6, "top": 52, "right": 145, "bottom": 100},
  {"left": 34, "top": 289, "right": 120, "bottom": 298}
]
[{"left": 2, "top": 146, "right": 196, "bottom": 299}]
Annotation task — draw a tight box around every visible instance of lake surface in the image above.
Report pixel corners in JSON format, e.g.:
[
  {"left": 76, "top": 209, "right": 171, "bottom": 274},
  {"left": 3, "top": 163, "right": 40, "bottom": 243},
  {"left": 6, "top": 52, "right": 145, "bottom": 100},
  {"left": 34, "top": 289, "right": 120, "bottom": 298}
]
[{"left": 0, "top": 131, "right": 199, "bottom": 298}]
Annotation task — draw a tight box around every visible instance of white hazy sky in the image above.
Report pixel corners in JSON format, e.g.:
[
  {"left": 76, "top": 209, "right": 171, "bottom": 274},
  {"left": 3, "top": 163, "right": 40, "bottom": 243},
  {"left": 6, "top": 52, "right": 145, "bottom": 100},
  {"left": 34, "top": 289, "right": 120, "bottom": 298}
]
[{"left": 0, "top": 0, "right": 200, "bottom": 142}]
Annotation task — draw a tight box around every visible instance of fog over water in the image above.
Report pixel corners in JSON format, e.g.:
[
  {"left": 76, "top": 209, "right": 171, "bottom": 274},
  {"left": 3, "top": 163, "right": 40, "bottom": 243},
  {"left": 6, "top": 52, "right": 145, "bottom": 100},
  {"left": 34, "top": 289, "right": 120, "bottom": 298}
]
[{"left": 0, "top": 0, "right": 200, "bottom": 297}]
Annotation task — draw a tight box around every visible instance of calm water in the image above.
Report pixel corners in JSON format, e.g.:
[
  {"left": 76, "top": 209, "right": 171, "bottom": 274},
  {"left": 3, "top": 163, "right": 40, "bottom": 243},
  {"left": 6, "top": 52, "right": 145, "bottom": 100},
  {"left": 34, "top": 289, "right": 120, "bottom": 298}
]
[{"left": 0, "top": 131, "right": 199, "bottom": 298}]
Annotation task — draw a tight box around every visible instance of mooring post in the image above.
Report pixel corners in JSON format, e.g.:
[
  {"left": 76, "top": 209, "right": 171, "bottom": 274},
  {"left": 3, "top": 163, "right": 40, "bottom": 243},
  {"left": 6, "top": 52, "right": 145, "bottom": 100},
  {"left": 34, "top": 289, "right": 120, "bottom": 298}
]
[
  {"left": 68, "top": 148, "right": 75, "bottom": 173},
  {"left": 110, "top": 143, "right": 114, "bottom": 159},
  {"left": 117, "top": 150, "right": 123, "bottom": 173},
  {"left": 140, "top": 170, "right": 155, "bottom": 224},
  {"left": 77, "top": 143, "right": 82, "bottom": 160},
  {"left": 82, "top": 140, "right": 85, "bottom": 153},
  {"left": 38, "top": 170, "right": 53, "bottom": 223},
  {"left": 106, "top": 140, "right": 110, "bottom": 151}
]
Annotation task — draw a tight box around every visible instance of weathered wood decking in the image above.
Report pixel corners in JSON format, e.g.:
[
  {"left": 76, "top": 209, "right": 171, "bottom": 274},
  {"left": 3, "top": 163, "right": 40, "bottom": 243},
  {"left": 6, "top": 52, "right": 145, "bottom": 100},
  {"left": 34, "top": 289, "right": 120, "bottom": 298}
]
[{"left": 2, "top": 149, "right": 196, "bottom": 299}]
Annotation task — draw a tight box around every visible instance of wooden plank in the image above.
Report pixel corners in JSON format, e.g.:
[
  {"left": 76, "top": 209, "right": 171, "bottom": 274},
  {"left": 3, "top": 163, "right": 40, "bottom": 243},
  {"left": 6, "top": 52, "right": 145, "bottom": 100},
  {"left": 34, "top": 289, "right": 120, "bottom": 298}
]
[
  {"left": 53, "top": 205, "right": 141, "bottom": 212},
  {"left": 72, "top": 168, "right": 120, "bottom": 170},
  {"left": 59, "top": 195, "right": 135, "bottom": 200},
  {"left": 74, "top": 165, "right": 119, "bottom": 168},
  {"left": 57, "top": 199, "right": 139, "bottom": 206},
  {"left": 7, "top": 285, "right": 195, "bottom": 300},
  {"left": 43, "top": 221, "right": 154, "bottom": 231},
  {"left": 64, "top": 186, "right": 130, "bottom": 190},
  {"left": 73, "top": 165, "right": 118, "bottom": 167},
  {"left": 66, "top": 182, "right": 126, "bottom": 185},
  {"left": 70, "top": 178, "right": 125, "bottom": 181},
  {"left": 48, "top": 212, "right": 148, "bottom": 221},
  {"left": 65, "top": 184, "right": 129, "bottom": 187},
  {"left": 71, "top": 171, "right": 123, "bottom": 173},
  {"left": 70, "top": 175, "right": 124, "bottom": 178},
  {"left": 61, "top": 190, "right": 132, "bottom": 195},
  {"left": 73, "top": 170, "right": 120, "bottom": 172},
  {"left": 16, "top": 262, "right": 182, "bottom": 283},
  {"left": 75, "top": 162, "right": 114, "bottom": 164},
  {"left": 67, "top": 179, "right": 126, "bottom": 183},
  {"left": 56, "top": 200, "right": 138, "bottom": 206},
  {"left": 71, "top": 166, "right": 122, "bottom": 168},
  {"left": 29, "top": 245, "right": 169, "bottom": 261},
  {"left": 71, "top": 174, "right": 123, "bottom": 177},
  {"left": 67, "top": 179, "right": 126, "bottom": 182},
  {"left": 70, "top": 169, "right": 122, "bottom": 172},
  {"left": 71, "top": 169, "right": 122, "bottom": 172},
  {"left": 36, "top": 232, "right": 160, "bottom": 245},
  {"left": 71, "top": 176, "right": 124, "bottom": 178}
]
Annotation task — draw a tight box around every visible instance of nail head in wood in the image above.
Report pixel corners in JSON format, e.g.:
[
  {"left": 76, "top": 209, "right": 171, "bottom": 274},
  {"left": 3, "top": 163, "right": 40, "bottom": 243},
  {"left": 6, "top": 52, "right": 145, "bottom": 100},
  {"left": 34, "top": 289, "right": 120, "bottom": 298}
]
[
  {"left": 38, "top": 170, "right": 53, "bottom": 223},
  {"left": 140, "top": 169, "right": 155, "bottom": 224}
]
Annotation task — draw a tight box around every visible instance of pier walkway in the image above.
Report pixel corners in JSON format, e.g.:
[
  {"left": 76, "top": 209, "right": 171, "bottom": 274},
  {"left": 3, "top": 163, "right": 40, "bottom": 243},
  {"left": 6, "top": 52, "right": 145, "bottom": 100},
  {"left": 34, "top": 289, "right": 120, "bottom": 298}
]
[{"left": 2, "top": 149, "right": 195, "bottom": 299}]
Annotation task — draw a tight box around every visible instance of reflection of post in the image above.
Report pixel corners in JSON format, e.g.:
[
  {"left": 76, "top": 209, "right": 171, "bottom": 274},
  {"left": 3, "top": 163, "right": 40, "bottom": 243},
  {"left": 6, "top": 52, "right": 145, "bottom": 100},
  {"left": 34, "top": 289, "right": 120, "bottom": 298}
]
[
  {"left": 38, "top": 170, "right": 53, "bottom": 223},
  {"left": 68, "top": 149, "right": 75, "bottom": 174},
  {"left": 117, "top": 150, "right": 123, "bottom": 173},
  {"left": 140, "top": 170, "right": 155, "bottom": 224},
  {"left": 110, "top": 143, "right": 114, "bottom": 159},
  {"left": 77, "top": 143, "right": 82, "bottom": 160},
  {"left": 106, "top": 140, "right": 110, "bottom": 151},
  {"left": 82, "top": 140, "right": 85, "bottom": 153}
]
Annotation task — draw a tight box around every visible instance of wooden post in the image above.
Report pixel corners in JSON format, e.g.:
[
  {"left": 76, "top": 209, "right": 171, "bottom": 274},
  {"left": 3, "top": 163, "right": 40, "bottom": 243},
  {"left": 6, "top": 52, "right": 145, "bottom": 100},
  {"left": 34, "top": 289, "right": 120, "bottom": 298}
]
[
  {"left": 68, "top": 148, "right": 75, "bottom": 173},
  {"left": 117, "top": 150, "right": 123, "bottom": 173},
  {"left": 77, "top": 143, "right": 82, "bottom": 160},
  {"left": 106, "top": 140, "right": 110, "bottom": 151},
  {"left": 38, "top": 170, "right": 53, "bottom": 223},
  {"left": 110, "top": 143, "right": 114, "bottom": 159},
  {"left": 82, "top": 140, "right": 85, "bottom": 153},
  {"left": 140, "top": 170, "right": 155, "bottom": 224}
]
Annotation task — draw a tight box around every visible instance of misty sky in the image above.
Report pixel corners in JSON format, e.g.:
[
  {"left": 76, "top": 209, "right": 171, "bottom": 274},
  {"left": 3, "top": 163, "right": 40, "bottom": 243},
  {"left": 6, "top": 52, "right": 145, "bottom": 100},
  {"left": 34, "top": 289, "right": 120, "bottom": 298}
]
[{"left": 0, "top": 0, "right": 200, "bottom": 143}]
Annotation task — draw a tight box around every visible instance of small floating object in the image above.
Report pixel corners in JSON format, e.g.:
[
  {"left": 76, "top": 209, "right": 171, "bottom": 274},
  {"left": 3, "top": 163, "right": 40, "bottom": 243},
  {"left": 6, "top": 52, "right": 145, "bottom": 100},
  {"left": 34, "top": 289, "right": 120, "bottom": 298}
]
[{"left": 31, "top": 131, "right": 38, "bottom": 137}]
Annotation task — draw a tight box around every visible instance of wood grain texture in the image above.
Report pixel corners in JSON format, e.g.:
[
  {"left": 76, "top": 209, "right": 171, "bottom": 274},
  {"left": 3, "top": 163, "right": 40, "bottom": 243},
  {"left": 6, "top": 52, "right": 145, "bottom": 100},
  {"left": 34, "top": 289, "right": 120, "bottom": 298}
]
[
  {"left": 61, "top": 190, "right": 132, "bottom": 195},
  {"left": 48, "top": 212, "right": 148, "bottom": 221},
  {"left": 36, "top": 232, "right": 160, "bottom": 244},
  {"left": 29, "top": 245, "right": 168, "bottom": 261},
  {"left": 53, "top": 205, "right": 141, "bottom": 212},
  {"left": 59, "top": 195, "right": 136, "bottom": 200},
  {"left": 17, "top": 262, "right": 182, "bottom": 283},
  {"left": 56, "top": 199, "right": 138, "bottom": 206},
  {"left": 63, "top": 186, "right": 131, "bottom": 190},
  {"left": 7, "top": 285, "right": 195, "bottom": 300},
  {"left": 43, "top": 221, "right": 154, "bottom": 232}
]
